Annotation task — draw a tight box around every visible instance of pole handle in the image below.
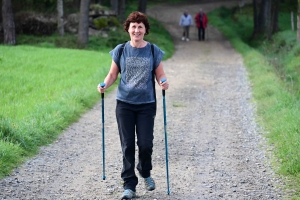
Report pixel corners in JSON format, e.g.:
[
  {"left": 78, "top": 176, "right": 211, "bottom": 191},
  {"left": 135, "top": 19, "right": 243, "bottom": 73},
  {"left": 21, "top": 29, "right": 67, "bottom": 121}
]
[
  {"left": 161, "top": 78, "right": 166, "bottom": 96},
  {"left": 99, "top": 83, "right": 106, "bottom": 98}
]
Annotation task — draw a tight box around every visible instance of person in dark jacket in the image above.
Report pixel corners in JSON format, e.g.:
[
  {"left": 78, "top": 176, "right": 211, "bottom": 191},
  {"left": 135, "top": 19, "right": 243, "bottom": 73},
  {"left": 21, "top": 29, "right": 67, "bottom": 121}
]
[{"left": 194, "top": 8, "right": 208, "bottom": 41}]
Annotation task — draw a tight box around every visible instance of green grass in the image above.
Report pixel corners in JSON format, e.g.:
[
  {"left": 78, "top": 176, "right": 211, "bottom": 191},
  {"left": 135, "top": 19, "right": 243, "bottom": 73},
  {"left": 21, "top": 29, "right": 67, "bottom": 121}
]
[
  {"left": 0, "top": 45, "right": 112, "bottom": 177},
  {"left": 209, "top": 5, "right": 300, "bottom": 198}
]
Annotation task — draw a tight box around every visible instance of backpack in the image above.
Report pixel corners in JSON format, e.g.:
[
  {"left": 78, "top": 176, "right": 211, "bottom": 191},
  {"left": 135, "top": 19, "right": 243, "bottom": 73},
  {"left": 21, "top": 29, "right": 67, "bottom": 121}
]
[{"left": 117, "top": 41, "right": 157, "bottom": 105}]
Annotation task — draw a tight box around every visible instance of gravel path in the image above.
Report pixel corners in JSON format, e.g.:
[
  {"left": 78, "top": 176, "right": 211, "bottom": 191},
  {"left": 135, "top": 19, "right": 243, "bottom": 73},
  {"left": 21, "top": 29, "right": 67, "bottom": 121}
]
[{"left": 0, "top": 1, "right": 286, "bottom": 199}]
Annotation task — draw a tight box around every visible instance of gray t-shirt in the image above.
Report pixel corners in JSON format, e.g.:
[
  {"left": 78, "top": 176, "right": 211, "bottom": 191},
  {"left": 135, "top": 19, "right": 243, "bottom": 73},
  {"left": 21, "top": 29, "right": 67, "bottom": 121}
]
[{"left": 109, "top": 41, "right": 165, "bottom": 104}]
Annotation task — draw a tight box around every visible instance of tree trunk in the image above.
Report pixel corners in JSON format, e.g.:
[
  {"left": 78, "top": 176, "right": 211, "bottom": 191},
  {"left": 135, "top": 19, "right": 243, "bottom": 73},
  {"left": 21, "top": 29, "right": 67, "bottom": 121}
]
[
  {"left": 111, "top": 0, "right": 126, "bottom": 21},
  {"left": 257, "top": 0, "right": 267, "bottom": 35},
  {"left": 2, "top": 0, "right": 16, "bottom": 45},
  {"left": 252, "top": 0, "right": 266, "bottom": 39},
  {"left": 78, "top": 0, "right": 91, "bottom": 48},
  {"left": 298, "top": 0, "right": 300, "bottom": 41},
  {"left": 57, "top": 0, "right": 64, "bottom": 36},
  {"left": 252, "top": 0, "right": 278, "bottom": 39},
  {"left": 265, "top": 0, "right": 272, "bottom": 39},
  {"left": 265, "top": 0, "right": 279, "bottom": 39},
  {"left": 252, "top": 0, "right": 259, "bottom": 37},
  {"left": 111, "top": 0, "right": 118, "bottom": 14},
  {"left": 271, "top": 0, "right": 279, "bottom": 34},
  {"left": 138, "top": 0, "right": 147, "bottom": 13},
  {"left": 291, "top": 12, "right": 294, "bottom": 31},
  {"left": 118, "top": 0, "right": 126, "bottom": 22}
]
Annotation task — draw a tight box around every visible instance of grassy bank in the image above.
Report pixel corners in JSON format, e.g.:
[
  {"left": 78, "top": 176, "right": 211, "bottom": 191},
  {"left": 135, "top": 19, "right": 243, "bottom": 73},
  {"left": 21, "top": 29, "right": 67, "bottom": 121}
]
[{"left": 208, "top": 4, "right": 300, "bottom": 198}]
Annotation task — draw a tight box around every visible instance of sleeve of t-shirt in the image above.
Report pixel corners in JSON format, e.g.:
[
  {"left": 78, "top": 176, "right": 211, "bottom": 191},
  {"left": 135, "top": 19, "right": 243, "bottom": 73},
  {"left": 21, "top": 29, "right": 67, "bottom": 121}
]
[
  {"left": 153, "top": 44, "right": 165, "bottom": 69},
  {"left": 109, "top": 43, "right": 123, "bottom": 67}
]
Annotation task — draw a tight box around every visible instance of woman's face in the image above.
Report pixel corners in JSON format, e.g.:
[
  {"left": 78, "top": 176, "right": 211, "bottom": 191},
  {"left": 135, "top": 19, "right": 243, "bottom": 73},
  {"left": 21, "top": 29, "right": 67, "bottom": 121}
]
[{"left": 128, "top": 22, "right": 146, "bottom": 41}]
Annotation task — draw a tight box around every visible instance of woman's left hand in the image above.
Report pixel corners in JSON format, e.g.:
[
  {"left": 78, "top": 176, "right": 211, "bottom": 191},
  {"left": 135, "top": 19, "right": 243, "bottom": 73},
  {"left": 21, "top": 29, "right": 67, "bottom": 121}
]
[{"left": 160, "top": 80, "right": 169, "bottom": 90}]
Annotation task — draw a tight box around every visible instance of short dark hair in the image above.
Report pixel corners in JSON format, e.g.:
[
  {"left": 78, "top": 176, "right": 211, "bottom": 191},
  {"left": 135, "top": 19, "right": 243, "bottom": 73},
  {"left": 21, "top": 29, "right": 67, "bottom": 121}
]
[{"left": 123, "top": 11, "right": 150, "bottom": 35}]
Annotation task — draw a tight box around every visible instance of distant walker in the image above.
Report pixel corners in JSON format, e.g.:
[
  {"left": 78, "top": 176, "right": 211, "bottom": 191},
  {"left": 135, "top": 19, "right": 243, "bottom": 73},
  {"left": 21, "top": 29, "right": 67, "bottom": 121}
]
[
  {"left": 179, "top": 10, "right": 193, "bottom": 42},
  {"left": 194, "top": 8, "right": 208, "bottom": 41}
]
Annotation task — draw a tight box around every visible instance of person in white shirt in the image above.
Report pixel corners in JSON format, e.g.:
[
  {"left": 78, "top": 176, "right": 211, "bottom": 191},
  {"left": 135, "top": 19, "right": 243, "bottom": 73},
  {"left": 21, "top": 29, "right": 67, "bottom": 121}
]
[{"left": 179, "top": 10, "right": 193, "bottom": 41}]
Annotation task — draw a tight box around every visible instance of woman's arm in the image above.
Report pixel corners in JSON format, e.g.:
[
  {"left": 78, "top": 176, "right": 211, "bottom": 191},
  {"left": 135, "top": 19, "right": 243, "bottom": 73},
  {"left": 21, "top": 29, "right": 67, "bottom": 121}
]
[
  {"left": 155, "top": 62, "right": 169, "bottom": 90},
  {"left": 97, "top": 60, "right": 119, "bottom": 93}
]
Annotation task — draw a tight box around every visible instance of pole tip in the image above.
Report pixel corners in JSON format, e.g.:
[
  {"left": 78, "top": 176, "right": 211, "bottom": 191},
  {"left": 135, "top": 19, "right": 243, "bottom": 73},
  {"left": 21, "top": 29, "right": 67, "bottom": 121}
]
[{"left": 102, "top": 176, "right": 106, "bottom": 180}]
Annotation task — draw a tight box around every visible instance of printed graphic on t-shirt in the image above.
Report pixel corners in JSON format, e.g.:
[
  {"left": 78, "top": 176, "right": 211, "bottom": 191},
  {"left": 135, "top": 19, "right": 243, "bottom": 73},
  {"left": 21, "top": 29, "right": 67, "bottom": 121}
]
[{"left": 125, "top": 57, "right": 150, "bottom": 90}]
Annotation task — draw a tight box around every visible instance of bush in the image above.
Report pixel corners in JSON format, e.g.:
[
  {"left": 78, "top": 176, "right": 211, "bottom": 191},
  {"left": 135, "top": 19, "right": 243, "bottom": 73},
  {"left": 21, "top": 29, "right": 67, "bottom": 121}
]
[{"left": 94, "top": 18, "right": 109, "bottom": 30}]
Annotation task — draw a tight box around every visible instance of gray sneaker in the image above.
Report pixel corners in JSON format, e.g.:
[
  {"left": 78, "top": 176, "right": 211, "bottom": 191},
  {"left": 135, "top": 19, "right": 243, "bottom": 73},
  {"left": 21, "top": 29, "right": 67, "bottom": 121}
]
[
  {"left": 143, "top": 176, "right": 155, "bottom": 191},
  {"left": 120, "top": 189, "right": 136, "bottom": 199}
]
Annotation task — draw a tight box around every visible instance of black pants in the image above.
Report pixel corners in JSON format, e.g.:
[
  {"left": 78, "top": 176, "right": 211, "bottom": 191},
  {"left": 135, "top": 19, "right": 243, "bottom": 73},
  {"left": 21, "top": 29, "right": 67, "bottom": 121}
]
[
  {"left": 116, "top": 100, "right": 156, "bottom": 192},
  {"left": 198, "top": 27, "right": 205, "bottom": 41}
]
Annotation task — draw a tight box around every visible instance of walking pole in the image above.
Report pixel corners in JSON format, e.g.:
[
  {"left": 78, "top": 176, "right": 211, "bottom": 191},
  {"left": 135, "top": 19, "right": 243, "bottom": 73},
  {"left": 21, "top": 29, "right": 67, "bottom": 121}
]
[
  {"left": 161, "top": 78, "right": 170, "bottom": 195},
  {"left": 99, "top": 82, "right": 106, "bottom": 180}
]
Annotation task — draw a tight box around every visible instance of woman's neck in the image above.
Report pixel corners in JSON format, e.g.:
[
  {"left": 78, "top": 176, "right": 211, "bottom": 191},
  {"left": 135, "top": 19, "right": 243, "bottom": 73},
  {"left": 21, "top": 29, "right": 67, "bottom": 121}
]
[{"left": 130, "top": 40, "right": 146, "bottom": 48}]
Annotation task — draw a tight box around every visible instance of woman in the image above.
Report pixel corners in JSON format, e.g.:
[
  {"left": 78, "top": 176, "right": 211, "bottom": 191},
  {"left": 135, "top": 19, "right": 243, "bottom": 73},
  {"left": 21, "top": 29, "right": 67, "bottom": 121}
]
[{"left": 97, "top": 11, "right": 169, "bottom": 199}]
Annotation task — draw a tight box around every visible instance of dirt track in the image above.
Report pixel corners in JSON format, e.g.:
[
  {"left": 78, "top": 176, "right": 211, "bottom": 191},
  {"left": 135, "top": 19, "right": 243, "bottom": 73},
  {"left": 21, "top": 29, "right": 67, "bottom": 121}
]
[{"left": 0, "top": 1, "right": 286, "bottom": 199}]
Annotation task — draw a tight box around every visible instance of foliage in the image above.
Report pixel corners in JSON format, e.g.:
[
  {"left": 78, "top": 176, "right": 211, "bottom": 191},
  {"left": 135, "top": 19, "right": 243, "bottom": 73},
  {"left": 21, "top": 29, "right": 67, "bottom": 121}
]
[
  {"left": 93, "top": 17, "right": 121, "bottom": 30},
  {"left": 108, "top": 16, "right": 121, "bottom": 27},
  {"left": 11, "top": 0, "right": 75, "bottom": 13},
  {"left": 94, "top": 18, "right": 109, "bottom": 29},
  {"left": 90, "top": 3, "right": 109, "bottom": 12}
]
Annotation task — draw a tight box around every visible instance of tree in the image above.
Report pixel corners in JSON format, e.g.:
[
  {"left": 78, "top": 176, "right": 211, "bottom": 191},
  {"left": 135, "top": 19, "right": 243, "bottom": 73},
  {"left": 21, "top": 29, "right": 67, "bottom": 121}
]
[
  {"left": 138, "top": 0, "right": 147, "bottom": 13},
  {"left": 110, "top": 0, "right": 126, "bottom": 22},
  {"left": 118, "top": 0, "right": 126, "bottom": 22},
  {"left": 252, "top": 0, "right": 279, "bottom": 39},
  {"left": 57, "top": 0, "right": 64, "bottom": 36},
  {"left": 268, "top": 0, "right": 279, "bottom": 39},
  {"left": 2, "top": 0, "right": 16, "bottom": 45},
  {"left": 297, "top": 0, "right": 300, "bottom": 42},
  {"left": 78, "top": 0, "right": 91, "bottom": 48},
  {"left": 252, "top": 0, "right": 267, "bottom": 37},
  {"left": 253, "top": 0, "right": 259, "bottom": 36}
]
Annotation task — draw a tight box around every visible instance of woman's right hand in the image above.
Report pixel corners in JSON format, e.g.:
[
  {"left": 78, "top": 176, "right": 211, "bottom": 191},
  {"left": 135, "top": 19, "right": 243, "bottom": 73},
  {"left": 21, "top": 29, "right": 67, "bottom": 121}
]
[{"left": 97, "top": 84, "right": 106, "bottom": 93}]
